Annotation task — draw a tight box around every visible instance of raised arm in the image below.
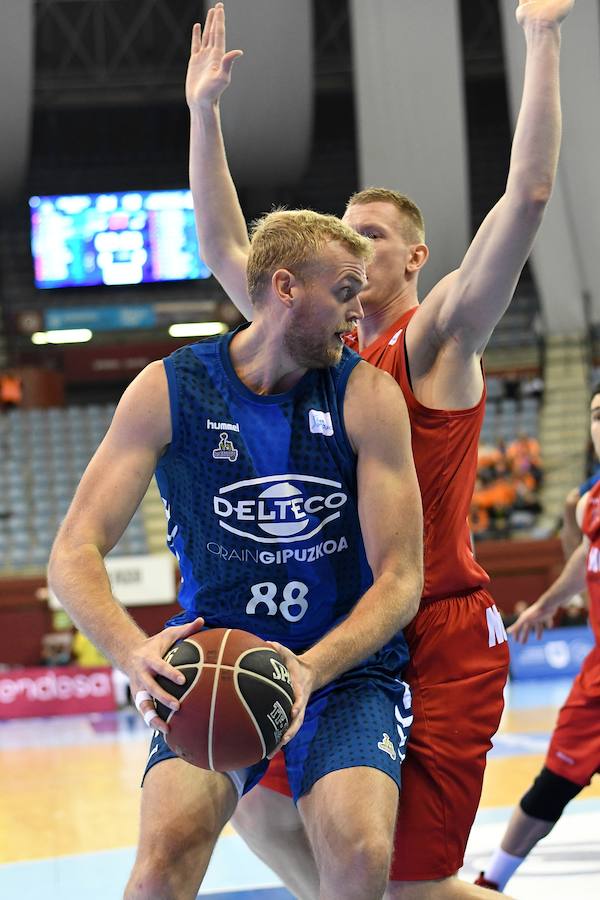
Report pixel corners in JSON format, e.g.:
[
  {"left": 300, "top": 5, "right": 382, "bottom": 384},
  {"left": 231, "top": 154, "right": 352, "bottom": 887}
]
[
  {"left": 411, "top": 0, "right": 573, "bottom": 373},
  {"left": 186, "top": 2, "right": 253, "bottom": 318},
  {"left": 47, "top": 362, "right": 203, "bottom": 732}
]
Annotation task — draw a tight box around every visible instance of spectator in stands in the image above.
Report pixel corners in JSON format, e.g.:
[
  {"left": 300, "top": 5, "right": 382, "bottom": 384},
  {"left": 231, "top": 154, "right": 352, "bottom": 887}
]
[
  {"left": 72, "top": 631, "right": 110, "bottom": 667},
  {"left": 503, "top": 371, "right": 522, "bottom": 403},
  {"left": 521, "top": 374, "right": 544, "bottom": 402},
  {"left": 0, "top": 372, "right": 22, "bottom": 411},
  {"left": 471, "top": 472, "right": 517, "bottom": 538},
  {"left": 471, "top": 430, "right": 544, "bottom": 539},
  {"left": 40, "top": 631, "right": 73, "bottom": 667},
  {"left": 506, "top": 432, "right": 542, "bottom": 489}
]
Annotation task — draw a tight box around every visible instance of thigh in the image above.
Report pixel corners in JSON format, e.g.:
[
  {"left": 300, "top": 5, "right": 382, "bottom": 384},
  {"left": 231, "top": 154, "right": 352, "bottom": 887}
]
[
  {"left": 137, "top": 732, "right": 239, "bottom": 865},
  {"left": 546, "top": 670, "right": 600, "bottom": 786},
  {"left": 138, "top": 754, "right": 237, "bottom": 858},
  {"left": 298, "top": 765, "right": 399, "bottom": 862},
  {"left": 284, "top": 672, "right": 413, "bottom": 802},
  {"left": 391, "top": 591, "right": 509, "bottom": 881}
]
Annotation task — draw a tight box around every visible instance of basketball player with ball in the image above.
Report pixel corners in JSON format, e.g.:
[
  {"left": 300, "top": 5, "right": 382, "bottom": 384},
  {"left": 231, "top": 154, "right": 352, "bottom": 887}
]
[
  {"left": 187, "top": 2, "right": 573, "bottom": 898},
  {"left": 48, "top": 209, "right": 424, "bottom": 899}
]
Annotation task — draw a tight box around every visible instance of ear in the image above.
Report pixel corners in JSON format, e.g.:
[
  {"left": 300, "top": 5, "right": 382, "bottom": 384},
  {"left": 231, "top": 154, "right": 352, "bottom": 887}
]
[
  {"left": 407, "top": 243, "right": 429, "bottom": 273},
  {"left": 271, "top": 268, "right": 301, "bottom": 308}
]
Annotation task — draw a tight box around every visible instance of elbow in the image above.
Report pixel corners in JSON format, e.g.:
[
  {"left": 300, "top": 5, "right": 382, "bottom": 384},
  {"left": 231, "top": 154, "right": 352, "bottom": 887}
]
[
  {"left": 47, "top": 537, "right": 65, "bottom": 593},
  {"left": 398, "top": 566, "right": 423, "bottom": 625},
  {"left": 525, "top": 181, "right": 553, "bottom": 208},
  {"left": 200, "top": 243, "right": 221, "bottom": 273},
  {"left": 509, "top": 177, "right": 554, "bottom": 214}
]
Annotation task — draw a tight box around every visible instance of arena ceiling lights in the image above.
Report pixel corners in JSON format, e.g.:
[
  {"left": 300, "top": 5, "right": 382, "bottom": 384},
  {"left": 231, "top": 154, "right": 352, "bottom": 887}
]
[
  {"left": 31, "top": 329, "right": 93, "bottom": 345},
  {"left": 168, "top": 322, "right": 227, "bottom": 338}
]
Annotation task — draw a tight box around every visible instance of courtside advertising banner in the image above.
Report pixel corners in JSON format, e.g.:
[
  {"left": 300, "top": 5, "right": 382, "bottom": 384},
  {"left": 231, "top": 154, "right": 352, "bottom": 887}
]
[
  {"left": 0, "top": 666, "right": 116, "bottom": 719},
  {"left": 509, "top": 625, "right": 594, "bottom": 680}
]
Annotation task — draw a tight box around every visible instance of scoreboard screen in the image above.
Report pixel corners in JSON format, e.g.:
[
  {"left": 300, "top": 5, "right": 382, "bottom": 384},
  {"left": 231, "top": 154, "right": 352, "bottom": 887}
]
[{"left": 29, "top": 190, "right": 211, "bottom": 289}]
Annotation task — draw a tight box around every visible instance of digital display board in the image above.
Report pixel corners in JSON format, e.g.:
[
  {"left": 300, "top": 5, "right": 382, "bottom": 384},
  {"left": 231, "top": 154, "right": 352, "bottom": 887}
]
[{"left": 29, "top": 190, "right": 211, "bottom": 289}]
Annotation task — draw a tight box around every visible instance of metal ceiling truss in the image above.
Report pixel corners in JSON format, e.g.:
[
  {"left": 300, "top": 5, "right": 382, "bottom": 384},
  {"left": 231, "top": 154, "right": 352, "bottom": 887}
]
[{"left": 35, "top": 0, "right": 199, "bottom": 107}]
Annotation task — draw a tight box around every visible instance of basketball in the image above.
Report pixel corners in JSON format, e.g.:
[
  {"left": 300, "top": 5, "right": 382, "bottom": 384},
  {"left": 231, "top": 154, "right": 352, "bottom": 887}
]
[{"left": 154, "top": 628, "right": 295, "bottom": 771}]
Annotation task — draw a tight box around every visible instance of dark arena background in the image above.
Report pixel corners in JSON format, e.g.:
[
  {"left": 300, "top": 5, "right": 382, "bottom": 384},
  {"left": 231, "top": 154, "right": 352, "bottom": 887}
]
[{"left": 1, "top": 2, "right": 599, "bottom": 897}]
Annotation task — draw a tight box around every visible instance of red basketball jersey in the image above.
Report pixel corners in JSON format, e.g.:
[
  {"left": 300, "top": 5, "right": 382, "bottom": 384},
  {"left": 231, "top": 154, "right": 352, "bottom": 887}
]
[
  {"left": 346, "top": 307, "right": 489, "bottom": 599},
  {"left": 582, "top": 479, "right": 600, "bottom": 647}
]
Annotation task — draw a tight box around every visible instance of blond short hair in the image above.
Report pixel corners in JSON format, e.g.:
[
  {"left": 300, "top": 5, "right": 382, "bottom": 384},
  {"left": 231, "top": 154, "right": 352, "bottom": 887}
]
[
  {"left": 247, "top": 208, "right": 373, "bottom": 304},
  {"left": 347, "top": 187, "right": 425, "bottom": 243}
]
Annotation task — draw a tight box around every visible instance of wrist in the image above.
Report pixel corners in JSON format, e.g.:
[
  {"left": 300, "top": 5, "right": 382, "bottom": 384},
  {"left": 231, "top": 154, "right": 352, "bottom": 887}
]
[
  {"left": 521, "top": 18, "right": 562, "bottom": 43},
  {"left": 536, "top": 592, "right": 562, "bottom": 614},
  {"left": 112, "top": 624, "right": 149, "bottom": 674},
  {"left": 297, "top": 650, "right": 323, "bottom": 692},
  {"left": 189, "top": 99, "right": 220, "bottom": 120}
]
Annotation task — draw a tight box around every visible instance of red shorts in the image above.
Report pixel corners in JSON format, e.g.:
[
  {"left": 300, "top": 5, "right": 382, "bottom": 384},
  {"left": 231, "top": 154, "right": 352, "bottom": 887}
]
[
  {"left": 545, "top": 646, "right": 600, "bottom": 786},
  {"left": 260, "top": 589, "right": 509, "bottom": 882}
]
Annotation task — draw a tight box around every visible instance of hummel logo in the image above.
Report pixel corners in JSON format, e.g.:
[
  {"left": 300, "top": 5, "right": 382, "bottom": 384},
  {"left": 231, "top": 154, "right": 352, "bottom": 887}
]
[{"left": 378, "top": 732, "right": 397, "bottom": 760}]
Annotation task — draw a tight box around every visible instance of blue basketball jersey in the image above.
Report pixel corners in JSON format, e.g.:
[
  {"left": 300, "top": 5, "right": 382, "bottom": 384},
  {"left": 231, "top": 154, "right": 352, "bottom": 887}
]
[{"left": 156, "top": 327, "right": 408, "bottom": 669}]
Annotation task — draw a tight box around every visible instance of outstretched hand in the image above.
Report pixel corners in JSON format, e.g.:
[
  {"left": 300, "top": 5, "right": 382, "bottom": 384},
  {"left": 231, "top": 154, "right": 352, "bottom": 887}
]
[
  {"left": 516, "top": 0, "right": 574, "bottom": 28},
  {"left": 129, "top": 616, "right": 204, "bottom": 734},
  {"left": 186, "top": 2, "right": 243, "bottom": 112},
  {"left": 508, "top": 601, "right": 554, "bottom": 644}
]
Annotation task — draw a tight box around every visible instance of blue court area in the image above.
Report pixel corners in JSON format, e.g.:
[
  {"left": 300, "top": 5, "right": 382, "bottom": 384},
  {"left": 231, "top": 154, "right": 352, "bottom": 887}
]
[{"left": 0, "top": 835, "right": 292, "bottom": 900}]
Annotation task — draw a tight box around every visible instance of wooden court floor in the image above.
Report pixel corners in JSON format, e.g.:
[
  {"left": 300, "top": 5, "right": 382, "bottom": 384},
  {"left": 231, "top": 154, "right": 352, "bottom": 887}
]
[{"left": 1, "top": 676, "right": 600, "bottom": 898}]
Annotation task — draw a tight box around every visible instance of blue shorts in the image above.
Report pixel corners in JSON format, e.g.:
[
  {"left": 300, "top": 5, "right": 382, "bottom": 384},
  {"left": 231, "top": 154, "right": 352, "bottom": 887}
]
[{"left": 142, "top": 666, "right": 413, "bottom": 802}]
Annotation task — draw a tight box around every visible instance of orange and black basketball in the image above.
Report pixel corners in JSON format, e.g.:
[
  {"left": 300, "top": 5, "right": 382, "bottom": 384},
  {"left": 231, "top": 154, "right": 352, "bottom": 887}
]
[{"left": 155, "top": 628, "right": 294, "bottom": 771}]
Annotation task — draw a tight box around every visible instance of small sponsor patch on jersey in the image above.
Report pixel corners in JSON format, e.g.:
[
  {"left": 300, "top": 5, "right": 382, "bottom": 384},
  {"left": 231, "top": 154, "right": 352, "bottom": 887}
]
[
  {"left": 212, "top": 432, "right": 238, "bottom": 462},
  {"left": 207, "top": 418, "right": 240, "bottom": 432},
  {"left": 388, "top": 328, "right": 403, "bottom": 346},
  {"left": 555, "top": 750, "right": 575, "bottom": 765},
  {"left": 309, "top": 409, "right": 334, "bottom": 436},
  {"left": 378, "top": 732, "right": 397, "bottom": 760}
]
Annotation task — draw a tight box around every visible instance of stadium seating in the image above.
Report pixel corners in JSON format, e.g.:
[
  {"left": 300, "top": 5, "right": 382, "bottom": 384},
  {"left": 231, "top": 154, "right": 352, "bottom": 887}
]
[{"left": 0, "top": 403, "right": 158, "bottom": 573}]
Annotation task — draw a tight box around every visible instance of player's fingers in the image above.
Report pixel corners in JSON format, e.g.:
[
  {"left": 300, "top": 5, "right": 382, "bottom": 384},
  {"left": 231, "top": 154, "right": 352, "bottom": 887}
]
[
  {"left": 268, "top": 640, "right": 295, "bottom": 669},
  {"left": 267, "top": 640, "right": 286, "bottom": 656},
  {"left": 281, "top": 709, "right": 305, "bottom": 746},
  {"left": 133, "top": 687, "right": 167, "bottom": 732},
  {"left": 510, "top": 621, "right": 526, "bottom": 643},
  {"left": 190, "top": 22, "right": 201, "bottom": 55},
  {"left": 151, "top": 656, "right": 186, "bottom": 690},
  {"left": 142, "top": 702, "right": 167, "bottom": 734},
  {"left": 221, "top": 49, "right": 243, "bottom": 77},
  {"left": 214, "top": 2, "right": 225, "bottom": 51},
  {"left": 161, "top": 618, "right": 204, "bottom": 656},
  {"left": 202, "top": 6, "right": 215, "bottom": 48},
  {"left": 171, "top": 616, "right": 204, "bottom": 640},
  {"left": 507, "top": 620, "right": 522, "bottom": 639}
]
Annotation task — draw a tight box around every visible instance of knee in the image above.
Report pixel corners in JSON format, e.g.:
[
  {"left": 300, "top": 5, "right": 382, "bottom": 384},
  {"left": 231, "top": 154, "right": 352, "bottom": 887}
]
[
  {"left": 353, "top": 834, "right": 392, "bottom": 893},
  {"left": 125, "top": 857, "right": 174, "bottom": 899},
  {"left": 125, "top": 835, "right": 208, "bottom": 899},
  {"left": 320, "top": 831, "right": 392, "bottom": 897},
  {"left": 520, "top": 766, "right": 582, "bottom": 823},
  {"left": 232, "top": 787, "right": 301, "bottom": 844}
]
